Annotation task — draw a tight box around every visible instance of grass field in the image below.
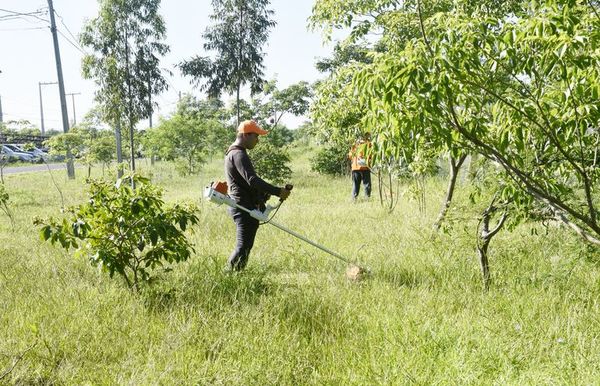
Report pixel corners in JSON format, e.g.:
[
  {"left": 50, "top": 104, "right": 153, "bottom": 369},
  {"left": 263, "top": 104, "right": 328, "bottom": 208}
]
[{"left": 1, "top": 148, "right": 600, "bottom": 385}]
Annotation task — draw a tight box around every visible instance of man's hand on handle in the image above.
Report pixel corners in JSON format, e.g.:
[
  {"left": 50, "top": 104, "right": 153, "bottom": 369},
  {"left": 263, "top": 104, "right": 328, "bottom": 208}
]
[{"left": 279, "top": 184, "right": 293, "bottom": 201}]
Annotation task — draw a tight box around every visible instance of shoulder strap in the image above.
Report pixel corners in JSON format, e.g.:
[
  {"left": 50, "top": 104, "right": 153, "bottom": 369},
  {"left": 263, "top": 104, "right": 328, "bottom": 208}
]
[{"left": 225, "top": 145, "right": 245, "bottom": 155}]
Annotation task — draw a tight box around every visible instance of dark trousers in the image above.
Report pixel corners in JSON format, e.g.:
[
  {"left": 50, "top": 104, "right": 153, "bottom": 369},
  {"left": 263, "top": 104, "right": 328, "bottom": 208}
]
[
  {"left": 228, "top": 208, "right": 260, "bottom": 271},
  {"left": 352, "top": 169, "right": 371, "bottom": 199}
]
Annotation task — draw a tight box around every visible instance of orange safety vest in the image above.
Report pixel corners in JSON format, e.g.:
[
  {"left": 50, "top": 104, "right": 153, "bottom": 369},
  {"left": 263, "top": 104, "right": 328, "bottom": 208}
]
[{"left": 349, "top": 140, "right": 371, "bottom": 171}]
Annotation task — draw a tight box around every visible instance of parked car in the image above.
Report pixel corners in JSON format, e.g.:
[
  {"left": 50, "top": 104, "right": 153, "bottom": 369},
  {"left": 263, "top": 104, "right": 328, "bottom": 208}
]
[
  {"left": 0, "top": 144, "right": 37, "bottom": 163},
  {"left": 15, "top": 144, "right": 48, "bottom": 162}
]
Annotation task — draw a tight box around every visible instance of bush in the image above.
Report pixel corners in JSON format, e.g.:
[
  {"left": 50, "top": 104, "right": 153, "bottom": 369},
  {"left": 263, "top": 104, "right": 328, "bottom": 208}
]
[
  {"left": 310, "top": 145, "right": 350, "bottom": 176},
  {"left": 35, "top": 174, "right": 199, "bottom": 291}
]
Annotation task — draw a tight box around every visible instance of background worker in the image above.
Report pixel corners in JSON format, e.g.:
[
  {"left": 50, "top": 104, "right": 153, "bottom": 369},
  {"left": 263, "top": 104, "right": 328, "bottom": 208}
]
[
  {"left": 349, "top": 134, "right": 372, "bottom": 200},
  {"left": 225, "top": 120, "right": 292, "bottom": 271}
]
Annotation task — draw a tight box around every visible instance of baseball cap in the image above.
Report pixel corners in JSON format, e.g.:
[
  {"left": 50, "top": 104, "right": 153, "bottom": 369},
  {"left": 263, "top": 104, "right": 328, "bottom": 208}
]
[{"left": 237, "top": 120, "right": 268, "bottom": 135}]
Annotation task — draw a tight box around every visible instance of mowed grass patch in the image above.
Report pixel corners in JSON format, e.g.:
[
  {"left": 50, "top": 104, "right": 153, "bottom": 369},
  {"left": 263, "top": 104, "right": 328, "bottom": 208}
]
[{"left": 1, "top": 154, "right": 599, "bottom": 384}]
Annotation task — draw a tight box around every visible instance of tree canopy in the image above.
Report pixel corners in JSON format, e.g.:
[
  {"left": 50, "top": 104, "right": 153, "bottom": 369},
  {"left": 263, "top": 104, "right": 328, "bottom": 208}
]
[{"left": 179, "top": 0, "right": 276, "bottom": 124}]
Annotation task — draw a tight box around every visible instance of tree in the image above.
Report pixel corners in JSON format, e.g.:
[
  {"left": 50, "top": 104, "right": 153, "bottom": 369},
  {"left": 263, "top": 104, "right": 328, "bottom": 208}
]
[
  {"left": 179, "top": 0, "right": 276, "bottom": 124},
  {"left": 143, "top": 95, "right": 229, "bottom": 175},
  {"left": 310, "top": 145, "right": 350, "bottom": 176},
  {"left": 36, "top": 174, "right": 198, "bottom": 292},
  {"left": 309, "top": 42, "right": 375, "bottom": 180},
  {"left": 81, "top": 0, "right": 169, "bottom": 179},
  {"left": 76, "top": 109, "right": 116, "bottom": 175},
  {"left": 261, "top": 81, "right": 312, "bottom": 129},
  {"left": 45, "top": 132, "right": 85, "bottom": 162},
  {"left": 310, "top": 0, "right": 517, "bottom": 222},
  {"left": 356, "top": 1, "right": 600, "bottom": 245},
  {"left": 314, "top": 0, "right": 600, "bottom": 284},
  {"left": 315, "top": 42, "right": 373, "bottom": 73},
  {"left": 311, "top": 0, "right": 600, "bottom": 286}
]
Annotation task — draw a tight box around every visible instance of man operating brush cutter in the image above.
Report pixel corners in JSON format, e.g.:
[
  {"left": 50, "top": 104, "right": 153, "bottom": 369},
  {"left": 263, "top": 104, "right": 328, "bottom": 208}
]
[
  {"left": 208, "top": 120, "right": 369, "bottom": 279},
  {"left": 224, "top": 120, "right": 292, "bottom": 271}
]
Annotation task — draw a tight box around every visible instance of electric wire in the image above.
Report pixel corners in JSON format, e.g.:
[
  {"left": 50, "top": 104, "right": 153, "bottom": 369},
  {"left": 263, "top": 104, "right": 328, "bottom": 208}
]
[
  {"left": 0, "top": 26, "right": 46, "bottom": 31},
  {"left": 0, "top": 7, "right": 49, "bottom": 24},
  {"left": 56, "top": 28, "right": 87, "bottom": 55},
  {"left": 53, "top": 9, "right": 86, "bottom": 53}
]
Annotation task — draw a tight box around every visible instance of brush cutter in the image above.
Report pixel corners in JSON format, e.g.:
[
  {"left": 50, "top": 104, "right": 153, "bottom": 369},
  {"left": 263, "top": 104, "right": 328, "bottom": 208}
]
[{"left": 204, "top": 181, "right": 369, "bottom": 279}]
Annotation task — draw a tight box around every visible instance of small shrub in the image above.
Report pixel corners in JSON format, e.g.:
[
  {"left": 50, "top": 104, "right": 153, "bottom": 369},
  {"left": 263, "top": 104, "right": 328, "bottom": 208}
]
[
  {"left": 310, "top": 145, "right": 350, "bottom": 176},
  {"left": 0, "top": 183, "right": 15, "bottom": 230},
  {"left": 35, "top": 174, "right": 199, "bottom": 291}
]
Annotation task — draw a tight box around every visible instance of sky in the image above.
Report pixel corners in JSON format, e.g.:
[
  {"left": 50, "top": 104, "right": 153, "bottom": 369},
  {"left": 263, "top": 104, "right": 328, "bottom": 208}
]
[{"left": 0, "top": 0, "right": 341, "bottom": 132}]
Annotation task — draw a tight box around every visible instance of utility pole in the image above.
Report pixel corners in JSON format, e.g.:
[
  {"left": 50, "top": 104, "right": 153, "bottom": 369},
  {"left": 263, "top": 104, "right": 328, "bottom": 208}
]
[
  {"left": 66, "top": 92, "right": 81, "bottom": 126},
  {"left": 48, "top": 0, "right": 74, "bottom": 179},
  {"left": 39, "top": 81, "right": 58, "bottom": 135}
]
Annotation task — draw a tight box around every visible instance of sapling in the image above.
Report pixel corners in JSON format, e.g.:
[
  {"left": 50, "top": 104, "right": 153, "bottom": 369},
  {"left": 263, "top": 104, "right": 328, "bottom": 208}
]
[
  {"left": 35, "top": 174, "right": 199, "bottom": 291},
  {"left": 0, "top": 183, "right": 15, "bottom": 231}
]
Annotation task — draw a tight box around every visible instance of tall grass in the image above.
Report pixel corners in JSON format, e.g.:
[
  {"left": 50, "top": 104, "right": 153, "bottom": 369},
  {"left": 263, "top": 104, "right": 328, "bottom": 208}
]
[{"left": 1, "top": 150, "right": 599, "bottom": 384}]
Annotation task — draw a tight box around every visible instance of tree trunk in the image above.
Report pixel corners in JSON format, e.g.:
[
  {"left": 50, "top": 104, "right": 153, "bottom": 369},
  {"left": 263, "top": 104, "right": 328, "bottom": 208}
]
[
  {"left": 236, "top": 83, "right": 241, "bottom": 125},
  {"left": 378, "top": 170, "right": 383, "bottom": 206},
  {"left": 476, "top": 198, "right": 508, "bottom": 290},
  {"left": 467, "top": 153, "right": 479, "bottom": 181},
  {"left": 433, "top": 154, "right": 467, "bottom": 231},
  {"left": 236, "top": 4, "right": 243, "bottom": 126},
  {"left": 115, "top": 120, "right": 123, "bottom": 179},
  {"left": 124, "top": 25, "right": 136, "bottom": 188}
]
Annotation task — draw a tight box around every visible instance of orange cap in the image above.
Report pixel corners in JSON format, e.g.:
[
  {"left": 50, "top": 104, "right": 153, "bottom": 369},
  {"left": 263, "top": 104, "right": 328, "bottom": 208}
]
[{"left": 237, "top": 120, "right": 268, "bottom": 135}]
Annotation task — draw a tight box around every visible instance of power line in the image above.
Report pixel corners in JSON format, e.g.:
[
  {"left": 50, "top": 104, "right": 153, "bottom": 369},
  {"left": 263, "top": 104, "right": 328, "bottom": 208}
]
[
  {"left": 0, "top": 26, "right": 46, "bottom": 31},
  {"left": 52, "top": 10, "right": 88, "bottom": 56},
  {"left": 53, "top": 10, "right": 80, "bottom": 50},
  {"left": 0, "top": 15, "right": 49, "bottom": 24},
  {"left": 0, "top": 8, "right": 45, "bottom": 17},
  {"left": 56, "top": 28, "right": 86, "bottom": 55},
  {"left": 0, "top": 7, "right": 49, "bottom": 24}
]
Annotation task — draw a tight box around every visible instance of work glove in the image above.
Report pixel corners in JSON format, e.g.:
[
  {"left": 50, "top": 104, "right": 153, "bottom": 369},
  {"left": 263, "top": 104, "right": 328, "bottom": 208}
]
[{"left": 279, "top": 184, "right": 293, "bottom": 201}]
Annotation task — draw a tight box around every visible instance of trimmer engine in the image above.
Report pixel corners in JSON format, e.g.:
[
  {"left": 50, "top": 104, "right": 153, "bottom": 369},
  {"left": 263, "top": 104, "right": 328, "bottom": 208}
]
[{"left": 203, "top": 181, "right": 277, "bottom": 221}]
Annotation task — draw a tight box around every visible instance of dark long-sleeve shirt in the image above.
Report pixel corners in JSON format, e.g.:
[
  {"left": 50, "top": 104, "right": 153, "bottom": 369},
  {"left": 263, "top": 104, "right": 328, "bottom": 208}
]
[{"left": 225, "top": 145, "right": 281, "bottom": 210}]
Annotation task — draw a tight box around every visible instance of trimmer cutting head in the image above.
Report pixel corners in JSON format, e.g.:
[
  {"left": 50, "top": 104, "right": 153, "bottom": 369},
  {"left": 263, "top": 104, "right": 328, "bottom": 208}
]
[{"left": 345, "top": 264, "right": 370, "bottom": 281}]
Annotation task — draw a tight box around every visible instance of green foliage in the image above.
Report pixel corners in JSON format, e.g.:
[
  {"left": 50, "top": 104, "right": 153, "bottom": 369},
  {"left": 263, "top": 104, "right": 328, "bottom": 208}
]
[
  {"left": 316, "top": 0, "right": 600, "bottom": 245},
  {"left": 310, "top": 144, "right": 350, "bottom": 176},
  {"left": 74, "top": 109, "right": 116, "bottom": 170},
  {"left": 259, "top": 81, "right": 313, "bottom": 128},
  {"left": 143, "top": 95, "right": 230, "bottom": 175},
  {"left": 44, "top": 126, "right": 116, "bottom": 173},
  {"left": 0, "top": 182, "right": 14, "bottom": 229},
  {"left": 315, "top": 42, "right": 373, "bottom": 73},
  {"left": 80, "top": 0, "right": 170, "bottom": 167},
  {"left": 261, "top": 124, "right": 294, "bottom": 148},
  {"left": 44, "top": 132, "right": 85, "bottom": 159},
  {"left": 36, "top": 174, "right": 198, "bottom": 291},
  {"left": 311, "top": 64, "right": 368, "bottom": 143},
  {"left": 249, "top": 142, "right": 292, "bottom": 184},
  {"left": 179, "top": 0, "right": 276, "bottom": 122},
  {"left": 1, "top": 119, "right": 40, "bottom": 135},
  {"left": 80, "top": 0, "right": 169, "bottom": 126},
  {"left": 88, "top": 135, "right": 116, "bottom": 168}
]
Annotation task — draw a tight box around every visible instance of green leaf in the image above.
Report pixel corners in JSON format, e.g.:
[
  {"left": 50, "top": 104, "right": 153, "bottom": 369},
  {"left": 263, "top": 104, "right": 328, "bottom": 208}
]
[
  {"left": 41, "top": 226, "right": 52, "bottom": 241},
  {"left": 149, "top": 230, "right": 158, "bottom": 246}
]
